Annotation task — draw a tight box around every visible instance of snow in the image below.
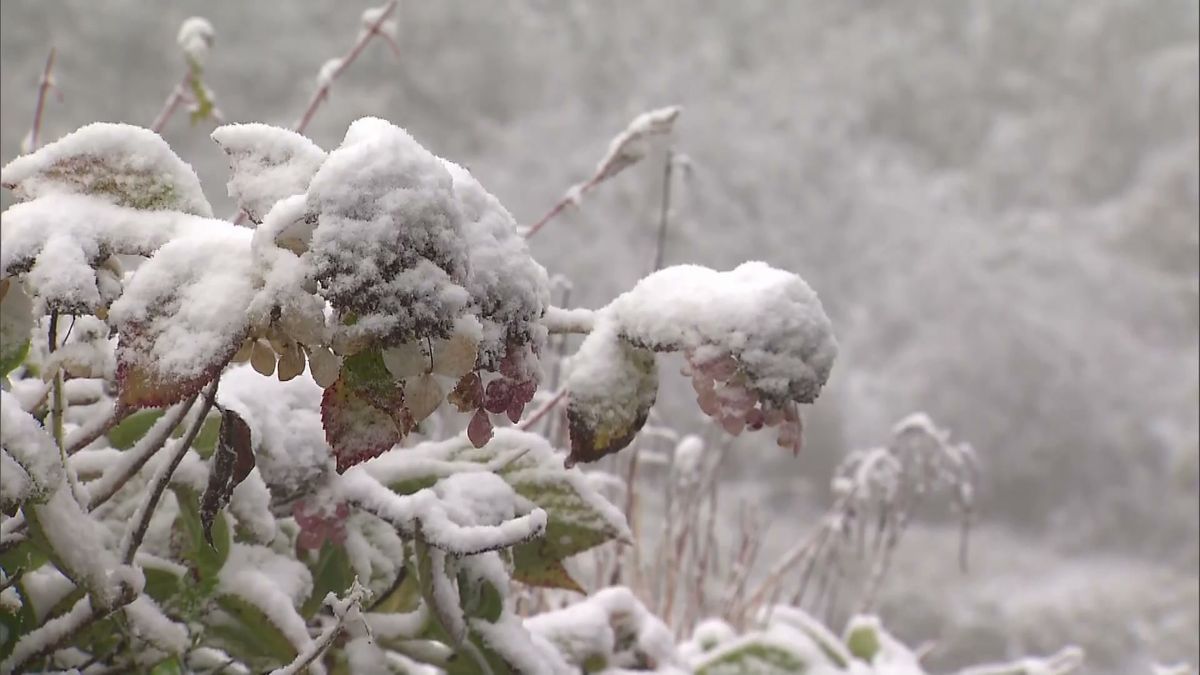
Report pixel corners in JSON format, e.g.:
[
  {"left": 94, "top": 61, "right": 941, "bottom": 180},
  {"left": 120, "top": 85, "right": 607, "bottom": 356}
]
[
  {"left": 20, "top": 565, "right": 74, "bottom": 623},
  {"left": 1, "top": 122, "right": 212, "bottom": 217},
  {"left": 566, "top": 321, "right": 658, "bottom": 451},
  {"left": 337, "top": 468, "right": 547, "bottom": 554},
  {"left": 0, "top": 390, "right": 62, "bottom": 498},
  {"left": 177, "top": 17, "right": 215, "bottom": 66},
  {"left": 218, "top": 364, "right": 334, "bottom": 502},
  {"left": 605, "top": 262, "right": 837, "bottom": 406},
  {"left": 211, "top": 123, "right": 327, "bottom": 223},
  {"left": 218, "top": 544, "right": 314, "bottom": 653},
  {"left": 29, "top": 483, "right": 123, "bottom": 606},
  {"left": 433, "top": 471, "right": 518, "bottom": 526},
  {"left": 589, "top": 106, "right": 682, "bottom": 186},
  {"left": 1, "top": 195, "right": 222, "bottom": 313},
  {"left": 1, "top": 595, "right": 95, "bottom": 674},
  {"left": 124, "top": 595, "right": 189, "bottom": 654},
  {"left": 444, "top": 160, "right": 550, "bottom": 372},
  {"left": 108, "top": 224, "right": 255, "bottom": 382},
  {"left": 306, "top": 117, "right": 471, "bottom": 348}
]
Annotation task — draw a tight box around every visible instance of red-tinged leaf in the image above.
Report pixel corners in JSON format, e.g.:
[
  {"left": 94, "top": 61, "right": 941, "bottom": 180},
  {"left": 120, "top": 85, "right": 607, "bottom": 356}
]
[
  {"left": 511, "top": 553, "right": 583, "bottom": 594},
  {"left": 200, "top": 408, "right": 255, "bottom": 546},
  {"left": 116, "top": 328, "right": 236, "bottom": 410},
  {"left": 467, "top": 409, "right": 493, "bottom": 448},
  {"left": 483, "top": 378, "right": 512, "bottom": 414},
  {"left": 322, "top": 349, "right": 413, "bottom": 473},
  {"left": 447, "top": 371, "right": 482, "bottom": 412}
]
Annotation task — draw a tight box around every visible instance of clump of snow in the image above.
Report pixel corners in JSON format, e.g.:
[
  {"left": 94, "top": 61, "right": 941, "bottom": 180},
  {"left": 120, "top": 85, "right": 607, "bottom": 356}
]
[
  {"left": 0, "top": 390, "right": 62, "bottom": 499},
  {"left": 177, "top": 17, "right": 215, "bottom": 66},
  {"left": 566, "top": 321, "right": 658, "bottom": 461},
  {"left": 606, "top": 261, "right": 837, "bottom": 406},
  {"left": 433, "top": 472, "right": 518, "bottom": 526},
  {"left": 1, "top": 122, "right": 212, "bottom": 216},
  {"left": 217, "top": 544, "right": 314, "bottom": 655},
  {"left": 306, "top": 118, "right": 471, "bottom": 348},
  {"left": 211, "top": 124, "right": 326, "bottom": 223},
  {"left": 124, "top": 595, "right": 189, "bottom": 655}
]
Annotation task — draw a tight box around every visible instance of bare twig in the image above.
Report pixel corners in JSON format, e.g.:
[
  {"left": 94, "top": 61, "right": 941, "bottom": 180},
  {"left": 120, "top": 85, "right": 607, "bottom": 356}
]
[
  {"left": 1, "top": 585, "right": 136, "bottom": 674},
  {"left": 517, "top": 388, "right": 567, "bottom": 431},
  {"left": 66, "top": 403, "right": 133, "bottom": 456},
  {"left": 651, "top": 149, "right": 675, "bottom": 272},
  {"left": 150, "top": 71, "right": 191, "bottom": 134},
  {"left": 294, "top": 0, "right": 400, "bottom": 134},
  {"left": 26, "top": 47, "right": 58, "bottom": 151}
]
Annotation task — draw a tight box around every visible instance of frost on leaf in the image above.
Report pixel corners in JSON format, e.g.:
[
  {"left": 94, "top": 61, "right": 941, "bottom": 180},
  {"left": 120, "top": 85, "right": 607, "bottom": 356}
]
[
  {"left": 307, "top": 118, "right": 471, "bottom": 349},
  {"left": 1, "top": 122, "right": 212, "bottom": 216},
  {"left": 590, "top": 106, "right": 681, "bottom": 187},
  {"left": 1, "top": 390, "right": 63, "bottom": 502},
  {"left": 0, "top": 195, "right": 218, "bottom": 313},
  {"left": 0, "top": 279, "right": 33, "bottom": 377},
  {"left": 109, "top": 226, "right": 255, "bottom": 408},
  {"left": 565, "top": 323, "right": 658, "bottom": 466},
  {"left": 211, "top": 123, "right": 326, "bottom": 223},
  {"left": 322, "top": 349, "right": 413, "bottom": 473}
]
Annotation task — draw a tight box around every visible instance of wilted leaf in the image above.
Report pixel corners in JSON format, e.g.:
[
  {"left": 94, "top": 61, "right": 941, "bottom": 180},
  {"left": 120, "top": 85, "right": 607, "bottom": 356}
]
[
  {"left": 1, "top": 122, "right": 212, "bottom": 216},
  {"left": 0, "top": 279, "right": 33, "bottom": 377},
  {"left": 322, "top": 349, "right": 413, "bottom": 473},
  {"left": 200, "top": 408, "right": 255, "bottom": 547},
  {"left": 510, "top": 554, "right": 582, "bottom": 593},
  {"left": 565, "top": 327, "right": 657, "bottom": 466}
]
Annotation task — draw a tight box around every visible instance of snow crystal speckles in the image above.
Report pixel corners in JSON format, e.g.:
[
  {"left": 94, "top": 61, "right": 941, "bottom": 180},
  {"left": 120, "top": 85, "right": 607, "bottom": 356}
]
[
  {"left": 607, "top": 261, "right": 837, "bottom": 406},
  {"left": 125, "top": 596, "right": 189, "bottom": 654},
  {"left": 433, "top": 472, "right": 518, "bottom": 526},
  {"left": 211, "top": 124, "right": 326, "bottom": 224},
  {"left": 307, "top": 118, "right": 470, "bottom": 347},
  {"left": 1, "top": 390, "right": 63, "bottom": 498},
  {"left": 1, "top": 122, "right": 212, "bottom": 216}
]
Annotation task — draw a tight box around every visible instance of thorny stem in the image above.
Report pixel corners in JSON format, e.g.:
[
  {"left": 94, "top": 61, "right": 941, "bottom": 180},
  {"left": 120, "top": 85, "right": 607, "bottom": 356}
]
[
  {"left": 294, "top": 0, "right": 399, "bottom": 134},
  {"left": 119, "top": 379, "right": 220, "bottom": 564},
  {"left": 28, "top": 47, "right": 58, "bottom": 151}
]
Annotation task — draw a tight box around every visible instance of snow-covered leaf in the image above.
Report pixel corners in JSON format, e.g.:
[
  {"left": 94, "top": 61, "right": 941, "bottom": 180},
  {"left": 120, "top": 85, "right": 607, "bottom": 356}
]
[
  {"left": 0, "top": 279, "right": 33, "bottom": 377},
  {"left": 565, "top": 325, "right": 657, "bottom": 466},
  {"left": 208, "top": 593, "right": 300, "bottom": 670},
  {"left": 172, "top": 486, "right": 232, "bottom": 586},
  {"left": 1, "top": 122, "right": 212, "bottom": 216},
  {"left": 110, "top": 227, "right": 255, "bottom": 409},
  {"left": 322, "top": 349, "right": 413, "bottom": 473},
  {"left": 211, "top": 123, "right": 326, "bottom": 223}
]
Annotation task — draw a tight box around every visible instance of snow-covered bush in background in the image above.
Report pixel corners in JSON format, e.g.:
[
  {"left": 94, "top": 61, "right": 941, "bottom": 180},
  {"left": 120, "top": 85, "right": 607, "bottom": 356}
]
[{"left": 0, "top": 9, "right": 1184, "bottom": 675}]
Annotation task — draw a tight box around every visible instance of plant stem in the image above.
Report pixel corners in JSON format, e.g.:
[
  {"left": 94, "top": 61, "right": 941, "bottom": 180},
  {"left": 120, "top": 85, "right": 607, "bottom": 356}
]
[
  {"left": 28, "top": 47, "right": 57, "bottom": 151},
  {"left": 150, "top": 72, "right": 191, "bottom": 134},
  {"left": 294, "top": 0, "right": 399, "bottom": 134}
]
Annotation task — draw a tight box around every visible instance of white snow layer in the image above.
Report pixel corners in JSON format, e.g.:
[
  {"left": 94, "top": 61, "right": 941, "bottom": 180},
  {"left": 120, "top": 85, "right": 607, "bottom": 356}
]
[{"left": 211, "top": 123, "right": 326, "bottom": 223}]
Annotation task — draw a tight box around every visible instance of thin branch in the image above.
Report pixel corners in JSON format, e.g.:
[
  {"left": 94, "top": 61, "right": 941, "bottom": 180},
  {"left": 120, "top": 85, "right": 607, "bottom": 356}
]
[
  {"left": 517, "top": 388, "right": 567, "bottom": 431},
  {"left": 27, "top": 47, "right": 58, "bottom": 151},
  {"left": 150, "top": 72, "right": 191, "bottom": 134},
  {"left": 118, "top": 379, "right": 220, "bottom": 564},
  {"left": 294, "top": 0, "right": 400, "bottom": 134},
  {"left": 270, "top": 579, "right": 370, "bottom": 675},
  {"left": 84, "top": 395, "right": 199, "bottom": 510},
  {"left": 66, "top": 403, "right": 132, "bottom": 456},
  {"left": 542, "top": 306, "right": 595, "bottom": 335}
]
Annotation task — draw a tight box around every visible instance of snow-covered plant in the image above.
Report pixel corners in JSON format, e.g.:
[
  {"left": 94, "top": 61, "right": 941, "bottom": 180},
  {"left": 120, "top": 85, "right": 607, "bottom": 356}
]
[{"left": 0, "top": 71, "right": 836, "bottom": 673}]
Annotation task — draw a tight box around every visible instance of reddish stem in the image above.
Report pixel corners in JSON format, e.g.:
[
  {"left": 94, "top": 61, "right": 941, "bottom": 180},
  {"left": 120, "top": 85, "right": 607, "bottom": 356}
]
[
  {"left": 150, "top": 72, "right": 191, "bottom": 134},
  {"left": 517, "top": 388, "right": 567, "bottom": 431},
  {"left": 28, "top": 48, "right": 57, "bottom": 151},
  {"left": 294, "top": 0, "right": 399, "bottom": 134}
]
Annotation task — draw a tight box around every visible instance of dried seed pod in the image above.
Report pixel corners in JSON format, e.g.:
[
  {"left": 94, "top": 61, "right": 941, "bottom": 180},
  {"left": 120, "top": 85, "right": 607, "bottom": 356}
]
[
  {"left": 232, "top": 339, "right": 253, "bottom": 364},
  {"left": 431, "top": 333, "right": 478, "bottom": 378},
  {"left": 277, "top": 343, "right": 305, "bottom": 382},
  {"left": 406, "top": 373, "right": 443, "bottom": 423},
  {"left": 306, "top": 345, "right": 341, "bottom": 388},
  {"left": 383, "top": 341, "right": 427, "bottom": 379},
  {"left": 250, "top": 338, "right": 277, "bottom": 376}
]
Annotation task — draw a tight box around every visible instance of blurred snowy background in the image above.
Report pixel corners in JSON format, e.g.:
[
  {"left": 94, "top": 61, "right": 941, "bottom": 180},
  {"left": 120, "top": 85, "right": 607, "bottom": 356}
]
[{"left": 2, "top": 1, "right": 1196, "bottom": 672}]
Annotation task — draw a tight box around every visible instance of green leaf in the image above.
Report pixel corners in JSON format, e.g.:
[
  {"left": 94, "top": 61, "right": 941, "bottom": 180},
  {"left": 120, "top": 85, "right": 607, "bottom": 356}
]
[
  {"left": 172, "top": 485, "right": 231, "bottom": 585},
  {"left": 107, "top": 409, "right": 165, "bottom": 449},
  {"left": 302, "top": 541, "right": 354, "bottom": 618},
  {"left": 209, "top": 593, "right": 299, "bottom": 669},
  {"left": 0, "top": 280, "right": 33, "bottom": 378},
  {"left": 694, "top": 636, "right": 810, "bottom": 675},
  {"left": 150, "top": 656, "right": 185, "bottom": 675},
  {"left": 322, "top": 349, "right": 413, "bottom": 473},
  {"left": 565, "top": 329, "right": 657, "bottom": 466},
  {"left": 142, "top": 566, "right": 184, "bottom": 606}
]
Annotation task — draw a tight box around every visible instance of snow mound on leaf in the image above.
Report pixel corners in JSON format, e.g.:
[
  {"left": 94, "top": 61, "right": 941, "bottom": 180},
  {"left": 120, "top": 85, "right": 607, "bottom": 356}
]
[
  {"left": 307, "top": 117, "right": 471, "bottom": 348},
  {"left": 211, "top": 123, "right": 326, "bottom": 223},
  {"left": 607, "top": 261, "right": 837, "bottom": 405},
  {"left": 1, "top": 122, "right": 212, "bottom": 216}
]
